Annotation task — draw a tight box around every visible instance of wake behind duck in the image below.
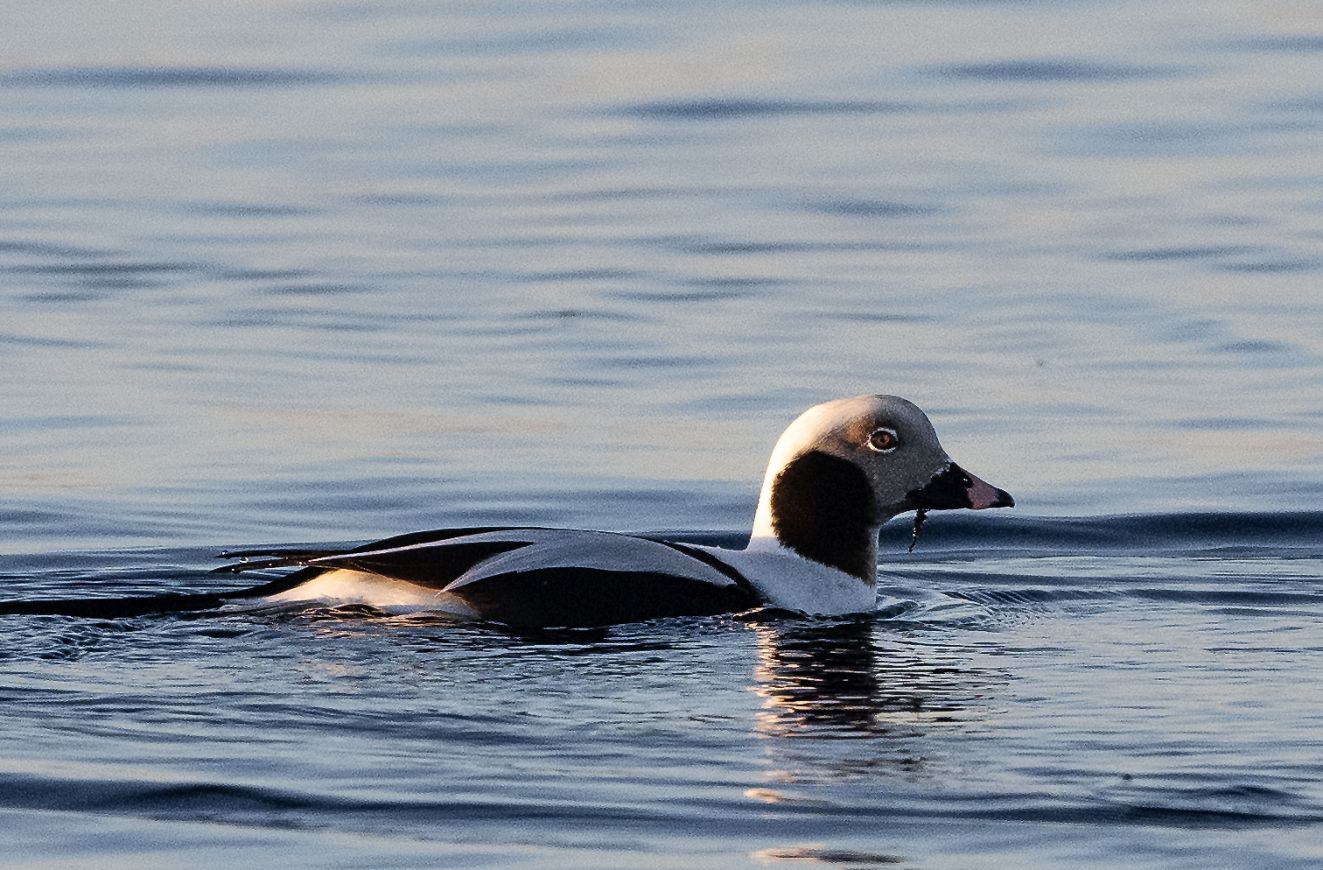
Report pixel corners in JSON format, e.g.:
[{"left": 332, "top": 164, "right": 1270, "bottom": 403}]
[{"left": 2, "top": 395, "right": 1012, "bottom": 626}]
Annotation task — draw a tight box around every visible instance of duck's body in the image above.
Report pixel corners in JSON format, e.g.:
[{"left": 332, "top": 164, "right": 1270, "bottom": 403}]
[
  {"left": 218, "top": 395, "right": 1012, "bottom": 627},
  {"left": 239, "top": 527, "right": 878, "bottom": 625}
]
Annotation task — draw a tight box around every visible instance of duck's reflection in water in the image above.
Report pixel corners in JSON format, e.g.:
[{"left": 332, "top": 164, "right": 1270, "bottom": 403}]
[
  {"left": 745, "top": 616, "right": 1008, "bottom": 866},
  {"left": 749, "top": 615, "right": 1002, "bottom": 740},
  {"left": 743, "top": 614, "right": 1008, "bottom": 829}
]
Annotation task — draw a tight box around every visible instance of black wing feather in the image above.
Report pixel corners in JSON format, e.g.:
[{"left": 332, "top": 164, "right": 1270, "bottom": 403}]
[
  {"left": 310, "top": 539, "right": 530, "bottom": 588},
  {"left": 214, "top": 527, "right": 532, "bottom": 575},
  {"left": 450, "top": 567, "right": 756, "bottom": 628}
]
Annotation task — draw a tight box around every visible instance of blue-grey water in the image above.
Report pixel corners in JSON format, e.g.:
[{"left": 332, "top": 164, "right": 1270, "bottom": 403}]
[{"left": 3, "top": 1, "right": 1322, "bottom": 867}]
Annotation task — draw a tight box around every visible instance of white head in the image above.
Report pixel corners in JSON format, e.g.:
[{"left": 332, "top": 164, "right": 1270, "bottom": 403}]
[{"left": 748, "top": 395, "right": 1013, "bottom": 583}]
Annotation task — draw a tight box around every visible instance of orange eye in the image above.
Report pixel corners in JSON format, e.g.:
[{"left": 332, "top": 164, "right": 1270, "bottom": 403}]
[{"left": 867, "top": 427, "right": 899, "bottom": 453}]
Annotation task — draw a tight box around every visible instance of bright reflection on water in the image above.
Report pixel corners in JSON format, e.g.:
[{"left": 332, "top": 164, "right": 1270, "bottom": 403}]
[{"left": 1, "top": 0, "right": 1322, "bottom": 866}]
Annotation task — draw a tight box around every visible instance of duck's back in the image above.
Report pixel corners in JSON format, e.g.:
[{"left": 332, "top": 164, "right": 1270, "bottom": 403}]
[{"left": 246, "top": 528, "right": 758, "bottom": 627}]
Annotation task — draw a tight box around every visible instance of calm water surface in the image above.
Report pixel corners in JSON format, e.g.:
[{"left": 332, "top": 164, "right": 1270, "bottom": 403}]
[{"left": 2, "top": 1, "right": 1321, "bottom": 867}]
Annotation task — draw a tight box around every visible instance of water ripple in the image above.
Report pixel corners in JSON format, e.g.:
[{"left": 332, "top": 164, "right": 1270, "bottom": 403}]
[
  {"left": 0, "top": 66, "right": 343, "bottom": 89},
  {"left": 936, "top": 59, "right": 1171, "bottom": 82},
  {"left": 620, "top": 98, "right": 913, "bottom": 120}
]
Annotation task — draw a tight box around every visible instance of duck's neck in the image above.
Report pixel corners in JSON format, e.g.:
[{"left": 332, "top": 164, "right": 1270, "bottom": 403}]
[{"left": 748, "top": 450, "right": 883, "bottom": 584}]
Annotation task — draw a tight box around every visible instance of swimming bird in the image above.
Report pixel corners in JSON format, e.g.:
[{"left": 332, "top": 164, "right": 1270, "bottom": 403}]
[{"left": 213, "top": 394, "right": 1013, "bottom": 626}]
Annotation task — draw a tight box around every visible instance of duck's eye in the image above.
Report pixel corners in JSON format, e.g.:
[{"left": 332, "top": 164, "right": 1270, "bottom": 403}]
[{"left": 867, "top": 427, "right": 899, "bottom": 453}]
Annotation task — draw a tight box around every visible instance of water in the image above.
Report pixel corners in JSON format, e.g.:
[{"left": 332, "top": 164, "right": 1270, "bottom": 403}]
[{"left": 2, "top": 0, "right": 1321, "bottom": 866}]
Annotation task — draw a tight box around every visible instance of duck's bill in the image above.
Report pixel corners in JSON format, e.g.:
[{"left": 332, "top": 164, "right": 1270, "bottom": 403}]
[{"left": 907, "top": 462, "right": 1014, "bottom": 511}]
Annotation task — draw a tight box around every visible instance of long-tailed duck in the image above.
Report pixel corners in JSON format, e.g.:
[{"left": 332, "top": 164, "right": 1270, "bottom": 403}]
[{"left": 215, "top": 394, "right": 1013, "bottom": 626}]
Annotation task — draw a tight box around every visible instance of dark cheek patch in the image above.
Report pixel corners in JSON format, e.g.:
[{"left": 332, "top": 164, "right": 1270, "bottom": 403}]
[{"left": 769, "top": 450, "right": 879, "bottom": 581}]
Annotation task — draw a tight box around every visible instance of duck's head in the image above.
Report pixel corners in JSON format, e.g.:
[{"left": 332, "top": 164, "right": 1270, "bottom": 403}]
[{"left": 749, "top": 395, "right": 1013, "bottom": 582}]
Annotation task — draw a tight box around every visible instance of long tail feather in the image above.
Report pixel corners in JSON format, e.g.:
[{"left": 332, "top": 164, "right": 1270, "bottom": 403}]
[
  {"left": 0, "top": 571, "right": 313, "bottom": 619},
  {"left": 212, "top": 554, "right": 326, "bottom": 573}
]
